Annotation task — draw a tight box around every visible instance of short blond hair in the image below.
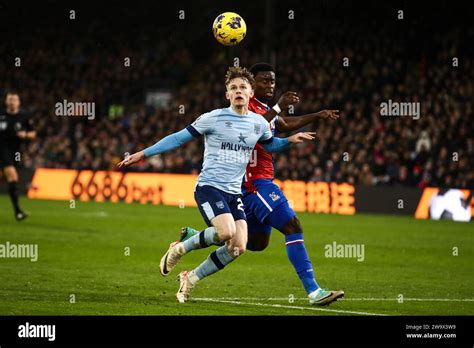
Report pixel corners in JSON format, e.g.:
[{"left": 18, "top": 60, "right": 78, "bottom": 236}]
[{"left": 225, "top": 66, "right": 255, "bottom": 88}]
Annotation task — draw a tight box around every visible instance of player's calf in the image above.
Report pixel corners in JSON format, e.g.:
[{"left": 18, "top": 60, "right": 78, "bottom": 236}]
[
  {"left": 268, "top": 206, "right": 323, "bottom": 296},
  {"left": 227, "top": 242, "right": 246, "bottom": 257},
  {"left": 3, "top": 166, "right": 27, "bottom": 221},
  {"left": 280, "top": 215, "right": 303, "bottom": 235},
  {"left": 246, "top": 233, "right": 270, "bottom": 251},
  {"left": 181, "top": 226, "right": 223, "bottom": 252},
  {"left": 227, "top": 219, "right": 247, "bottom": 256}
]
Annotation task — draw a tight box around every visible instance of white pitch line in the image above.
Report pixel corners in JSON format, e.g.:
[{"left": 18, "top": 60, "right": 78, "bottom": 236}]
[
  {"left": 193, "top": 298, "right": 387, "bottom": 316},
  {"left": 195, "top": 297, "right": 474, "bottom": 302}
]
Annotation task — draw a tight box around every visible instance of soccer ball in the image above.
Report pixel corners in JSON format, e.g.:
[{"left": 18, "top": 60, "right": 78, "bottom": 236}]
[{"left": 212, "top": 12, "right": 247, "bottom": 46}]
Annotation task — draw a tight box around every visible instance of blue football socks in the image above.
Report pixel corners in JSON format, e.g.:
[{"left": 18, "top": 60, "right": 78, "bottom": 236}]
[{"left": 285, "top": 233, "right": 319, "bottom": 294}]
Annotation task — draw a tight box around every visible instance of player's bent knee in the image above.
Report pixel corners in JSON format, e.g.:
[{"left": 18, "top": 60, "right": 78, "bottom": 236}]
[
  {"left": 216, "top": 223, "right": 236, "bottom": 241},
  {"left": 212, "top": 214, "right": 237, "bottom": 241},
  {"left": 281, "top": 216, "right": 303, "bottom": 235},
  {"left": 221, "top": 228, "right": 236, "bottom": 241}
]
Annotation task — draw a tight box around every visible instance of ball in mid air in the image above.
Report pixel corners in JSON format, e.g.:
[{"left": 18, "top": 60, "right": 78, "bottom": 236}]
[{"left": 212, "top": 12, "right": 247, "bottom": 46}]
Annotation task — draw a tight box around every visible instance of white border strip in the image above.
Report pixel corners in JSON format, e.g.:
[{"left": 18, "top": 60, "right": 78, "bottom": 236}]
[{"left": 193, "top": 298, "right": 387, "bottom": 316}]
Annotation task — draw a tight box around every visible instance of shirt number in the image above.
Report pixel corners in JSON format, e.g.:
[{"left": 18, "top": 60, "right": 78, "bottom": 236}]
[{"left": 237, "top": 198, "right": 244, "bottom": 211}]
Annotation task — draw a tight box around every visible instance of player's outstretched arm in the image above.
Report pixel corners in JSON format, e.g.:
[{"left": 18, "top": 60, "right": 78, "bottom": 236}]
[
  {"left": 117, "top": 128, "right": 195, "bottom": 168},
  {"left": 260, "top": 132, "right": 316, "bottom": 153},
  {"left": 276, "top": 110, "right": 340, "bottom": 132}
]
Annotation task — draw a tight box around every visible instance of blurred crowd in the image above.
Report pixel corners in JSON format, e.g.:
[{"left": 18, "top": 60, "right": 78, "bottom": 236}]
[{"left": 2, "top": 2, "right": 473, "bottom": 189}]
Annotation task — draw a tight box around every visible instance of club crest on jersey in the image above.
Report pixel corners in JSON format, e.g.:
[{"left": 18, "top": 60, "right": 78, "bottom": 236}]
[
  {"left": 216, "top": 201, "right": 225, "bottom": 209},
  {"left": 14, "top": 122, "right": 22, "bottom": 131},
  {"left": 254, "top": 124, "right": 261, "bottom": 134},
  {"left": 269, "top": 192, "right": 280, "bottom": 202}
]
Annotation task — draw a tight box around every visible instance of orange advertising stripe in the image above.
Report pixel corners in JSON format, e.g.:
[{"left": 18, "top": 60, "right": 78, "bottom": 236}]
[
  {"left": 28, "top": 168, "right": 77, "bottom": 200},
  {"left": 121, "top": 172, "right": 197, "bottom": 206},
  {"left": 28, "top": 168, "right": 357, "bottom": 214},
  {"left": 306, "top": 182, "right": 330, "bottom": 213},
  {"left": 282, "top": 180, "right": 307, "bottom": 212},
  {"left": 275, "top": 179, "right": 356, "bottom": 214},
  {"left": 332, "top": 182, "right": 356, "bottom": 215},
  {"left": 28, "top": 168, "right": 199, "bottom": 207},
  {"left": 414, "top": 187, "right": 439, "bottom": 219}
]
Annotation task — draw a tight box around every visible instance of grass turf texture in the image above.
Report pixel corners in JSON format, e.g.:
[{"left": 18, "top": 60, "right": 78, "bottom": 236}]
[{"left": 0, "top": 195, "right": 472, "bottom": 316}]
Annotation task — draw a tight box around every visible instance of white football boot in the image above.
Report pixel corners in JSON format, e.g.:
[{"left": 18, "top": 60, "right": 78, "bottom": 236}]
[
  {"left": 160, "top": 241, "right": 186, "bottom": 276},
  {"left": 176, "top": 271, "right": 197, "bottom": 303},
  {"left": 308, "top": 288, "right": 345, "bottom": 306}
]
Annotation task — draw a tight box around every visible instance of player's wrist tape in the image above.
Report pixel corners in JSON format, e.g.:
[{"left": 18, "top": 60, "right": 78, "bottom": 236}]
[{"left": 272, "top": 104, "right": 282, "bottom": 114}]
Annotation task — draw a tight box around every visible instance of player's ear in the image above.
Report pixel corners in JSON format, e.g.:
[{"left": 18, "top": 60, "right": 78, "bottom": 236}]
[
  {"left": 249, "top": 88, "right": 254, "bottom": 98},
  {"left": 225, "top": 90, "right": 230, "bottom": 100}
]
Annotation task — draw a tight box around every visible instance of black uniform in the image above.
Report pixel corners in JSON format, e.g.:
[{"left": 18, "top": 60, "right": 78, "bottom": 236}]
[{"left": 0, "top": 110, "right": 33, "bottom": 168}]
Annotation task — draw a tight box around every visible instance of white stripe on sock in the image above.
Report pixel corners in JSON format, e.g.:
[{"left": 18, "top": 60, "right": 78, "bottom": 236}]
[{"left": 285, "top": 239, "right": 304, "bottom": 246}]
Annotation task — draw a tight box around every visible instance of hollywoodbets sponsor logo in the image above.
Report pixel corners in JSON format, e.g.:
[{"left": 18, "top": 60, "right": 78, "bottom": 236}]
[{"left": 220, "top": 142, "right": 253, "bottom": 152}]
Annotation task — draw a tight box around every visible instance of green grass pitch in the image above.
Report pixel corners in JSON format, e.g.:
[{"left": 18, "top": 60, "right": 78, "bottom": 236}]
[{"left": 0, "top": 195, "right": 472, "bottom": 316}]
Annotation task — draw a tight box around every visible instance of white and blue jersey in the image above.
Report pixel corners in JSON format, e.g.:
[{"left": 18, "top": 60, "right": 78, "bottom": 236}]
[
  {"left": 186, "top": 107, "right": 273, "bottom": 195},
  {"left": 142, "top": 106, "right": 290, "bottom": 224}
]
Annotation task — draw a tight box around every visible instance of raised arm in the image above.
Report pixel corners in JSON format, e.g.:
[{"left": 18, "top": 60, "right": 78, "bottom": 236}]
[
  {"left": 261, "top": 91, "right": 300, "bottom": 122},
  {"left": 117, "top": 128, "right": 195, "bottom": 168},
  {"left": 276, "top": 110, "right": 340, "bottom": 132}
]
